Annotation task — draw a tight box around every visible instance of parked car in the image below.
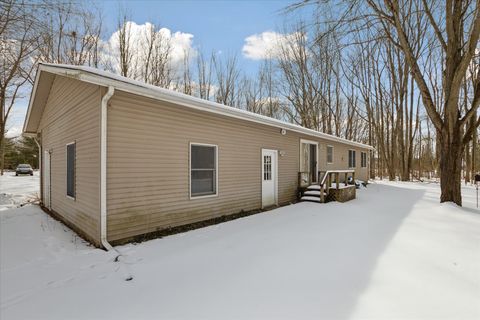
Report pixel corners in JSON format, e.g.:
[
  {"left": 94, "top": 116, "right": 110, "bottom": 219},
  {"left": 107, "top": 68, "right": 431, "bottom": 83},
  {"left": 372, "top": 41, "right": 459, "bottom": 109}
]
[{"left": 16, "top": 164, "right": 34, "bottom": 176}]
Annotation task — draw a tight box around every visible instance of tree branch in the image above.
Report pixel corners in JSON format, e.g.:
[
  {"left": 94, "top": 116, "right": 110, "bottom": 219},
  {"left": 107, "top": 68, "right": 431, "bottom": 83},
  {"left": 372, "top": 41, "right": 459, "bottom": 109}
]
[{"left": 421, "top": 0, "right": 447, "bottom": 51}]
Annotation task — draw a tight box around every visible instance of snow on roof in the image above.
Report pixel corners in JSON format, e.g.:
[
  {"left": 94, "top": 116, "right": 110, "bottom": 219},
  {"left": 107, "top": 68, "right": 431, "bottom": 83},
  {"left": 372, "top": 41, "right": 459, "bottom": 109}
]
[{"left": 25, "top": 63, "right": 373, "bottom": 150}]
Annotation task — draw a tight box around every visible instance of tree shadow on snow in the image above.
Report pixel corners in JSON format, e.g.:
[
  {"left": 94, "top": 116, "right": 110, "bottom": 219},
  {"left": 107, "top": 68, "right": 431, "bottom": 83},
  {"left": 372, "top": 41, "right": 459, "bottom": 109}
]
[
  {"left": 269, "top": 182, "right": 427, "bottom": 319},
  {"left": 89, "top": 183, "right": 427, "bottom": 319}
]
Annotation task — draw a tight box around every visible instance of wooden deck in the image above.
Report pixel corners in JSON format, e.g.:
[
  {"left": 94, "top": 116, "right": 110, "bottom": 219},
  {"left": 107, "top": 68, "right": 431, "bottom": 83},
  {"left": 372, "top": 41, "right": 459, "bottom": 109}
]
[{"left": 298, "top": 170, "right": 357, "bottom": 203}]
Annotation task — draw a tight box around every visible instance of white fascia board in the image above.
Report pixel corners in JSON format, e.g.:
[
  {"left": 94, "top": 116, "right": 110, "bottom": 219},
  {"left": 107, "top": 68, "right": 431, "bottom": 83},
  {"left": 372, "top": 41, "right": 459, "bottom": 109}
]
[
  {"left": 36, "top": 63, "right": 375, "bottom": 150},
  {"left": 22, "top": 66, "right": 42, "bottom": 133}
]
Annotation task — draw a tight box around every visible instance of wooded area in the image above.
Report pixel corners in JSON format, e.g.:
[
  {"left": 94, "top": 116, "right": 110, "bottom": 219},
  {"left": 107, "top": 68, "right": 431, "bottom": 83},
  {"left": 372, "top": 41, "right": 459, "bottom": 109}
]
[{"left": 1, "top": 0, "right": 478, "bottom": 205}]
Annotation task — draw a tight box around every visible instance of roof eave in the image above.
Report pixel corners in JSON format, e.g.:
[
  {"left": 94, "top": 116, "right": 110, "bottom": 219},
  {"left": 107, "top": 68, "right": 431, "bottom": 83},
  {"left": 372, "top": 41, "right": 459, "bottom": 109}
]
[{"left": 30, "top": 64, "right": 375, "bottom": 151}]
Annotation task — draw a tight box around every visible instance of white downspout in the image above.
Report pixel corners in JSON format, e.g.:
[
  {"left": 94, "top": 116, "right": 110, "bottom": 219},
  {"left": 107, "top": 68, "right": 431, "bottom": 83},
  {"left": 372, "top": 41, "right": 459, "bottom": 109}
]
[
  {"left": 100, "top": 87, "right": 133, "bottom": 281},
  {"left": 101, "top": 86, "right": 115, "bottom": 251},
  {"left": 33, "top": 137, "right": 41, "bottom": 172}
]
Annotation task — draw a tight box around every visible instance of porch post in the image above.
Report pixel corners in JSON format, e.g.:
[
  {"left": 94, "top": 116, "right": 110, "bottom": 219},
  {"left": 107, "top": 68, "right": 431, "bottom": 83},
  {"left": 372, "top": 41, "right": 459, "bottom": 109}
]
[{"left": 320, "top": 184, "right": 325, "bottom": 203}]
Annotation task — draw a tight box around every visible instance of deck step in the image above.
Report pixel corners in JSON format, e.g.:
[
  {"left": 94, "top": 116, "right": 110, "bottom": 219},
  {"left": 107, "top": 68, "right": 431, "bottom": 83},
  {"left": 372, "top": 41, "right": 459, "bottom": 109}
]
[
  {"left": 300, "top": 196, "right": 322, "bottom": 203},
  {"left": 303, "top": 190, "right": 327, "bottom": 197},
  {"left": 306, "top": 185, "right": 322, "bottom": 190}
]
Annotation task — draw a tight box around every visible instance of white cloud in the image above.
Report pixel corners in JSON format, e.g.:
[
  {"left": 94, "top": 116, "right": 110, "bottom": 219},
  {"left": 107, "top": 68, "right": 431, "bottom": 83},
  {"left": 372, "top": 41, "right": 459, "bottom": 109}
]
[
  {"left": 242, "top": 31, "right": 302, "bottom": 60},
  {"left": 102, "top": 21, "right": 196, "bottom": 75},
  {"left": 5, "top": 125, "right": 22, "bottom": 138}
]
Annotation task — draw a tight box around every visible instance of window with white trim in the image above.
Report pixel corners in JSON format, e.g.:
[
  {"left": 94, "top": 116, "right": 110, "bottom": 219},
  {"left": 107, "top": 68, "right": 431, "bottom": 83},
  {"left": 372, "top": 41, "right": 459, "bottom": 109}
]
[
  {"left": 66, "top": 142, "right": 76, "bottom": 198},
  {"left": 190, "top": 144, "right": 217, "bottom": 197},
  {"left": 348, "top": 150, "right": 356, "bottom": 168},
  {"left": 327, "top": 145, "right": 334, "bottom": 164},
  {"left": 361, "top": 152, "right": 367, "bottom": 168}
]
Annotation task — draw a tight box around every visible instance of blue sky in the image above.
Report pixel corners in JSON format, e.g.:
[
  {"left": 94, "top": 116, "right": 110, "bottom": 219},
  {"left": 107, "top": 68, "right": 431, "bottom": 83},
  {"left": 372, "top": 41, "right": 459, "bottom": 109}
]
[{"left": 99, "top": 0, "right": 297, "bottom": 74}]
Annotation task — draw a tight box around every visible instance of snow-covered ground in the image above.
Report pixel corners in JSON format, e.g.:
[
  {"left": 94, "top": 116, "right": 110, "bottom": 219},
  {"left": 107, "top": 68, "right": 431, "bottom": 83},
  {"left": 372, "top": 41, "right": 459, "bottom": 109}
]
[
  {"left": 1, "top": 178, "right": 479, "bottom": 320},
  {"left": 0, "top": 171, "right": 39, "bottom": 211}
]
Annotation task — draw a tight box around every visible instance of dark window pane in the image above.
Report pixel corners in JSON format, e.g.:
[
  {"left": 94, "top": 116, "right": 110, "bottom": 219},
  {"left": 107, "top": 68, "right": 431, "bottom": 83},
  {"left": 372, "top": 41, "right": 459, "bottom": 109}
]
[
  {"left": 349, "top": 150, "right": 356, "bottom": 168},
  {"left": 191, "top": 145, "right": 215, "bottom": 169},
  {"left": 191, "top": 170, "right": 215, "bottom": 195},
  {"left": 67, "top": 143, "right": 76, "bottom": 197},
  {"left": 263, "top": 155, "right": 272, "bottom": 181},
  {"left": 361, "top": 152, "right": 366, "bottom": 167}
]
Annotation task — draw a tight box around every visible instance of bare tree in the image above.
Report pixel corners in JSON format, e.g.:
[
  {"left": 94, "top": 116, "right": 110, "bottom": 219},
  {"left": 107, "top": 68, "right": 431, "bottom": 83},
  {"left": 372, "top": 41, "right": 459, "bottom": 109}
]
[
  {"left": 366, "top": 0, "right": 480, "bottom": 205},
  {"left": 36, "top": 1, "right": 103, "bottom": 66},
  {"left": 139, "top": 22, "right": 173, "bottom": 88},
  {"left": 213, "top": 53, "right": 240, "bottom": 107},
  {"left": 196, "top": 51, "right": 213, "bottom": 100},
  {"left": 116, "top": 12, "right": 134, "bottom": 78},
  {"left": 0, "top": 0, "right": 38, "bottom": 175},
  {"left": 179, "top": 49, "right": 194, "bottom": 95},
  {"left": 278, "top": 27, "right": 323, "bottom": 130},
  {"left": 290, "top": 0, "right": 479, "bottom": 205}
]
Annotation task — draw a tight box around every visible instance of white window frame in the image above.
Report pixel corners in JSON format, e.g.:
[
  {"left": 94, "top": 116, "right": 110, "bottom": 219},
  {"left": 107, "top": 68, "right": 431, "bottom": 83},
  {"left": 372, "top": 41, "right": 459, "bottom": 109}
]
[
  {"left": 189, "top": 142, "right": 218, "bottom": 200},
  {"left": 361, "top": 151, "right": 367, "bottom": 168},
  {"left": 299, "top": 138, "right": 319, "bottom": 172},
  {"left": 299, "top": 138, "right": 319, "bottom": 184},
  {"left": 326, "top": 145, "right": 334, "bottom": 164},
  {"left": 66, "top": 141, "right": 76, "bottom": 200}
]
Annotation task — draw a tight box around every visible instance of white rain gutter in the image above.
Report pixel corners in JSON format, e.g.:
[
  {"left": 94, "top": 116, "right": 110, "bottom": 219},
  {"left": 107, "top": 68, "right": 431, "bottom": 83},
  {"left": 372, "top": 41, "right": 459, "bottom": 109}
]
[
  {"left": 30, "top": 64, "right": 374, "bottom": 151},
  {"left": 100, "top": 86, "right": 115, "bottom": 251}
]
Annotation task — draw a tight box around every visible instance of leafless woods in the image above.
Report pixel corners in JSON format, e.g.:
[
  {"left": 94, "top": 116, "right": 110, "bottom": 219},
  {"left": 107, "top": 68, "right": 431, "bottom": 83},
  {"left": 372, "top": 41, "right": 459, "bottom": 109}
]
[{"left": 1, "top": 0, "right": 479, "bottom": 205}]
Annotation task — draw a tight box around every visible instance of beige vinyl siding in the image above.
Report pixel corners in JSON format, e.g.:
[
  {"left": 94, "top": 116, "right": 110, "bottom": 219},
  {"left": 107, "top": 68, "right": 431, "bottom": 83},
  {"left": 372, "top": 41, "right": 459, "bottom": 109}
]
[
  {"left": 319, "top": 143, "right": 369, "bottom": 180},
  {"left": 39, "top": 76, "right": 102, "bottom": 245},
  {"left": 107, "top": 91, "right": 370, "bottom": 242}
]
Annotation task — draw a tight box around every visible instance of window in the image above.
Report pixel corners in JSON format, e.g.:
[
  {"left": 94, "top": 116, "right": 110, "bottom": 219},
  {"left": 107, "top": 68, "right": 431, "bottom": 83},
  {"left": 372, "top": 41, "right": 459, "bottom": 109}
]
[
  {"left": 361, "top": 152, "right": 367, "bottom": 168},
  {"left": 348, "top": 150, "right": 356, "bottom": 168},
  {"left": 66, "top": 142, "right": 76, "bottom": 198},
  {"left": 327, "top": 145, "right": 334, "bottom": 164},
  {"left": 263, "top": 155, "right": 272, "bottom": 180},
  {"left": 190, "top": 144, "right": 217, "bottom": 197}
]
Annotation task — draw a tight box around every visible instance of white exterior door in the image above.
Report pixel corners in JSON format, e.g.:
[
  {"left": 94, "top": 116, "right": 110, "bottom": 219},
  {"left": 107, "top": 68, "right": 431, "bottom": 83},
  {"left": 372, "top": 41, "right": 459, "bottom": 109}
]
[
  {"left": 262, "top": 149, "right": 277, "bottom": 208},
  {"left": 43, "top": 150, "right": 51, "bottom": 210}
]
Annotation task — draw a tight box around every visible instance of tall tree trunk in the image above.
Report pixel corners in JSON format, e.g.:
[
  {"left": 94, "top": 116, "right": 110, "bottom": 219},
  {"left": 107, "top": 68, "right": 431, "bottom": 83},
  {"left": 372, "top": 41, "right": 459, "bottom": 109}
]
[
  {"left": 465, "top": 143, "right": 471, "bottom": 184},
  {"left": 472, "top": 127, "right": 477, "bottom": 175},
  {"left": 0, "top": 89, "right": 5, "bottom": 176},
  {"left": 438, "top": 129, "right": 464, "bottom": 204}
]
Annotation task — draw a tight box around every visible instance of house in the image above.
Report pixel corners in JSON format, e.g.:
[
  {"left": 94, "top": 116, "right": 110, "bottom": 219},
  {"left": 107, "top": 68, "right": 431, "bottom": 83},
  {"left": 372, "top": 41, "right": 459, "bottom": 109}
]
[{"left": 23, "top": 63, "right": 374, "bottom": 247}]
